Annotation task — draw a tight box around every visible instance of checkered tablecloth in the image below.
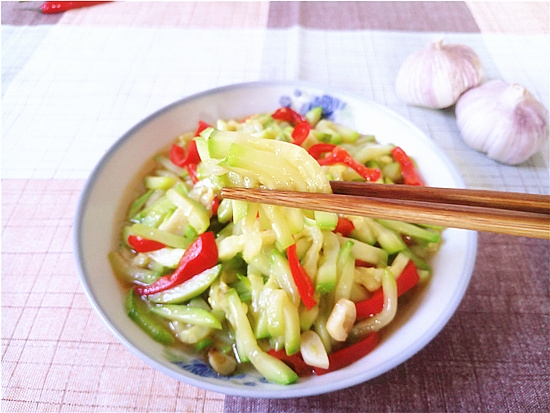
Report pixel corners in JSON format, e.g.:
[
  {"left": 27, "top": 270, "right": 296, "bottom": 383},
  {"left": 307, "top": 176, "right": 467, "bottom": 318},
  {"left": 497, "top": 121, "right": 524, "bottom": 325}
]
[{"left": 2, "top": 2, "right": 549, "bottom": 412}]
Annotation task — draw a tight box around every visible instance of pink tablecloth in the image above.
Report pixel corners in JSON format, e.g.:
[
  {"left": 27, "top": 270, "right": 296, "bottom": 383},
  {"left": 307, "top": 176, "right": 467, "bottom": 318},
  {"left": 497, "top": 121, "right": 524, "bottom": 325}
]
[{"left": 2, "top": 2, "right": 549, "bottom": 412}]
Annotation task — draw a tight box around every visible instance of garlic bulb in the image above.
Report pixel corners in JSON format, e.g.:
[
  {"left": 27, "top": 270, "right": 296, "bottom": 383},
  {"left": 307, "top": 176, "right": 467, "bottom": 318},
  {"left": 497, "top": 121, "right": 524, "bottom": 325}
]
[
  {"left": 455, "top": 80, "right": 549, "bottom": 165},
  {"left": 395, "top": 38, "right": 483, "bottom": 109}
]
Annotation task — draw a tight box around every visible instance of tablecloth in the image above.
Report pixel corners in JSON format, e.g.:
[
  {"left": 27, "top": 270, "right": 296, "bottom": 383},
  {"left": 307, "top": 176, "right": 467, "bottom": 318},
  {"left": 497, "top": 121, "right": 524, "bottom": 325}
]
[{"left": 2, "top": 2, "right": 549, "bottom": 412}]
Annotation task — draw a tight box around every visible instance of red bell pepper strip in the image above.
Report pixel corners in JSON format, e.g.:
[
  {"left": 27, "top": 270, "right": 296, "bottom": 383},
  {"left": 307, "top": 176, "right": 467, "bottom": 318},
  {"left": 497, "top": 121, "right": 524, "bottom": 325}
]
[
  {"left": 170, "top": 119, "right": 208, "bottom": 169},
  {"left": 211, "top": 196, "right": 220, "bottom": 216},
  {"left": 268, "top": 349, "right": 314, "bottom": 377},
  {"left": 170, "top": 120, "right": 208, "bottom": 181},
  {"left": 355, "top": 260, "right": 420, "bottom": 319},
  {"left": 195, "top": 120, "right": 211, "bottom": 136},
  {"left": 127, "top": 235, "right": 166, "bottom": 253},
  {"left": 170, "top": 139, "right": 201, "bottom": 168},
  {"left": 185, "top": 163, "right": 199, "bottom": 185},
  {"left": 170, "top": 139, "right": 201, "bottom": 184},
  {"left": 291, "top": 121, "right": 311, "bottom": 146},
  {"left": 314, "top": 332, "right": 379, "bottom": 375},
  {"left": 307, "top": 143, "right": 336, "bottom": 159},
  {"left": 391, "top": 146, "right": 425, "bottom": 186},
  {"left": 334, "top": 217, "right": 355, "bottom": 237},
  {"left": 287, "top": 243, "right": 317, "bottom": 310},
  {"left": 272, "top": 107, "right": 305, "bottom": 125},
  {"left": 135, "top": 232, "right": 218, "bottom": 296},
  {"left": 355, "top": 260, "right": 375, "bottom": 268},
  {"left": 308, "top": 144, "right": 381, "bottom": 182},
  {"left": 170, "top": 144, "right": 187, "bottom": 167}
]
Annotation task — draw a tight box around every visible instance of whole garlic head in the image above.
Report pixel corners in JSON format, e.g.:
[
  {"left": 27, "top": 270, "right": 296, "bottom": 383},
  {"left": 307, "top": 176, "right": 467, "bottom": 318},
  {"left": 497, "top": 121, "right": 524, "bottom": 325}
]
[
  {"left": 395, "top": 38, "right": 483, "bottom": 109},
  {"left": 455, "top": 80, "right": 549, "bottom": 165}
]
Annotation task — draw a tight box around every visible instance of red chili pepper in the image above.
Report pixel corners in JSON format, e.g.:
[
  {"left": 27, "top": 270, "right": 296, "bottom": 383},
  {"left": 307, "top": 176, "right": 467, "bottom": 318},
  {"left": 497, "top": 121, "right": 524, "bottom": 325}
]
[
  {"left": 291, "top": 121, "right": 311, "bottom": 146},
  {"left": 355, "top": 260, "right": 420, "bottom": 319},
  {"left": 308, "top": 144, "right": 381, "bottom": 182},
  {"left": 211, "top": 196, "right": 220, "bottom": 216},
  {"left": 287, "top": 243, "right": 317, "bottom": 310},
  {"left": 391, "top": 146, "right": 425, "bottom": 186},
  {"left": 170, "top": 144, "right": 187, "bottom": 167},
  {"left": 186, "top": 163, "right": 199, "bottom": 185},
  {"left": 272, "top": 107, "right": 306, "bottom": 125},
  {"left": 355, "top": 260, "right": 375, "bottom": 268},
  {"left": 195, "top": 120, "right": 211, "bottom": 136},
  {"left": 127, "top": 235, "right": 166, "bottom": 253},
  {"left": 41, "top": 1, "right": 110, "bottom": 14},
  {"left": 170, "top": 139, "right": 201, "bottom": 184},
  {"left": 334, "top": 217, "right": 355, "bottom": 236},
  {"left": 314, "top": 332, "right": 379, "bottom": 375},
  {"left": 170, "top": 140, "right": 201, "bottom": 168},
  {"left": 307, "top": 143, "right": 336, "bottom": 159},
  {"left": 268, "top": 349, "right": 314, "bottom": 377},
  {"left": 135, "top": 232, "right": 218, "bottom": 296}
]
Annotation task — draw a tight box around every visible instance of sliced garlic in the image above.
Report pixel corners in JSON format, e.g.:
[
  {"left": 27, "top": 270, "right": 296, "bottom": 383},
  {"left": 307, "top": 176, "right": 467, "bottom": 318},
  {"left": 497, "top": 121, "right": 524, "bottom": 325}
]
[
  {"left": 208, "top": 348, "right": 237, "bottom": 376},
  {"left": 300, "top": 330, "right": 329, "bottom": 369},
  {"left": 325, "top": 298, "right": 356, "bottom": 342},
  {"left": 455, "top": 80, "right": 549, "bottom": 165},
  {"left": 395, "top": 38, "right": 483, "bottom": 109}
]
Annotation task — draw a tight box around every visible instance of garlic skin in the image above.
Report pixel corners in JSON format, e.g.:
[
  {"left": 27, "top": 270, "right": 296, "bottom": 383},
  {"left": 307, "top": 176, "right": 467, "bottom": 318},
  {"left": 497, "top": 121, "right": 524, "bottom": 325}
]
[
  {"left": 455, "top": 80, "right": 549, "bottom": 165},
  {"left": 395, "top": 38, "right": 483, "bottom": 109}
]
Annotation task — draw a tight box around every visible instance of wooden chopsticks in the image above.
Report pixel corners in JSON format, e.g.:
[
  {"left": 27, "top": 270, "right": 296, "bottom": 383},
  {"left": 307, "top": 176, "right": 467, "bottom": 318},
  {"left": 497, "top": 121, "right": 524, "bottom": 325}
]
[
  {"left": 329, "top": 181, "right": 550, "bottom": 215},
  {"left": 220, "top": 182, "right": 550, "bottom": 239}
]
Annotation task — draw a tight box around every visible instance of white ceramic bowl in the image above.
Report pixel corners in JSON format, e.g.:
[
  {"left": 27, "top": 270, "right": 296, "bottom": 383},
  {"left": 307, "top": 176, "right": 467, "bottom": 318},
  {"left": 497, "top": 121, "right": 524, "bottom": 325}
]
[{"left": 74, "top": 81, "right": 477, "bottom": 398}]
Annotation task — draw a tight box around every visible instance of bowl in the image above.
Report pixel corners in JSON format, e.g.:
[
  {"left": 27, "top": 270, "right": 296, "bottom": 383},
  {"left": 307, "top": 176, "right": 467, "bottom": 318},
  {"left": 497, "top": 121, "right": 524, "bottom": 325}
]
[{"left": 74, "top": 81, "right": 477, "bottom": 398}]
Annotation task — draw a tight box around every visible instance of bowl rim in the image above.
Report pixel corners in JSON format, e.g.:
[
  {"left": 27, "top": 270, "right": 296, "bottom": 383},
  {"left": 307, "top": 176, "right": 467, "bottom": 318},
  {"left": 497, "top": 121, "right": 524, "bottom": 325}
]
[{"left": 73, "top": 80, "right": 478, "bottom": 398}]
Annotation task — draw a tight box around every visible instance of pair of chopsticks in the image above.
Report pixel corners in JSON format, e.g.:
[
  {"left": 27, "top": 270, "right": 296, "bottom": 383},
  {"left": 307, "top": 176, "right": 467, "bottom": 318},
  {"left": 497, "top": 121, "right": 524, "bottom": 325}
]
[{"left": 221, "top": 181, "right": 550, "bottom": 239}]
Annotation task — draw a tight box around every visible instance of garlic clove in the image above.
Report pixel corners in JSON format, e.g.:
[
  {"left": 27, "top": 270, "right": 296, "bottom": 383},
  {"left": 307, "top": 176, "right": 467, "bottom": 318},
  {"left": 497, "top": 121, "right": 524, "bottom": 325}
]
[
  {"left": 455, "top": 80, "right": 549, "bottom": 165},
  {"left": 395, "top": 38, "right": 483, "bottom": 109}
]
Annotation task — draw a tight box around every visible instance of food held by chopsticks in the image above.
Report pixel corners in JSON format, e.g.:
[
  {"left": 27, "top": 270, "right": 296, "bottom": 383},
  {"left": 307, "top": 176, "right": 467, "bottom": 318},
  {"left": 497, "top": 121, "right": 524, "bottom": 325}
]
[{"left": 108, "top": 102, "right": 547, "bottom": 385}]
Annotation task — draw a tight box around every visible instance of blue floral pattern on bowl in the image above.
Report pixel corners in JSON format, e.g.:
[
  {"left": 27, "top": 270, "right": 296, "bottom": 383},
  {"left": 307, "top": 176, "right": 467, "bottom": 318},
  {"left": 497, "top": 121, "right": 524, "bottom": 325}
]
[
  {"left": 279, "top": 89, "right": 348, "bottom": 121},
  {"left": 164, "top": 348, "right": 266, "bottom": 386}
]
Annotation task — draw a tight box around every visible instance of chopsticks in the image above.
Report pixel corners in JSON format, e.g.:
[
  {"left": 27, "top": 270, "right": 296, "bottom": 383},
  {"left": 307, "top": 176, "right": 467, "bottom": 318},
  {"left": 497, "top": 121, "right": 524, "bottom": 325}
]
[
  {"left": 220, "top": 182, "right": 550, "bottom": 239},
  {"left": 329, "top": 181, "right": 550, "bottom": 215}
]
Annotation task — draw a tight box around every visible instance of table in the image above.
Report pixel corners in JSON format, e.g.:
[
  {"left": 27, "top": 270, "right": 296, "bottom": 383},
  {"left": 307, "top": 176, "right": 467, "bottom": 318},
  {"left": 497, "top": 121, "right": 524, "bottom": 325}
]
[{"left": 2, "top": 2, "right": 549, "bottom": 412}]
